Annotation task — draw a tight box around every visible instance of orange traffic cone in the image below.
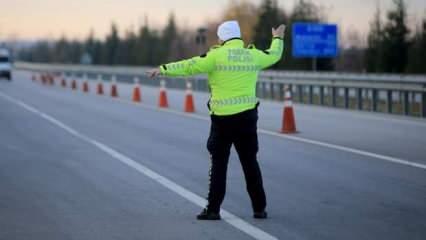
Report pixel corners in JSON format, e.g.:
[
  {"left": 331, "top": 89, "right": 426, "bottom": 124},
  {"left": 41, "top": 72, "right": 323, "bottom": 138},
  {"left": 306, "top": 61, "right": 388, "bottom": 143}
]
[
  {"left": 82, "top": 75, "right": 89, "bottom": 93},
  {"left": 184, "top": 81, "right": 195, "bottom": 113},
  {"left": 281, "top": 85, "right": 297, "bottom": 134},
  {"left": 132, "top": 77, "right": 142, "bottom": 103},
  {"left": 61, "top": 78, "right": 67, "bottom": 87},
  {"left": 71, "top": 79, "right": 77, "bottom": 90},
  {"left": 158, "top": 79, "right": 168, "bottom": 108},
  {"left": 97, "top": 75, "right": 104, "bottom": 95},
  {"left": 110, "top": 76, "right": 118, "bottom": 98},
  {"left": 83, "top": 81, "right": 89, "bottom": 92},
  {"left": 45, "top": 74, "right": 49, "bottom": 85},
  {"left": 46, "top": 74, "right": 50, "bottom": 85},
  {"left": 48, "top": 74, "right": 54, "bottom": 85},
  {"left": 41, "top": 74, "right": 47, "bottom": 85}
]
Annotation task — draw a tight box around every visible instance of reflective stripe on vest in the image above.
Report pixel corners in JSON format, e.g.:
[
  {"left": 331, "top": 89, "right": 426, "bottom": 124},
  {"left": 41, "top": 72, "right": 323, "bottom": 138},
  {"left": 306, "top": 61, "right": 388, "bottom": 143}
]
[
  {"left": 214, "top": 65, "right": 261, "bottom": 72},
  {"left": 209, "top": 96, "right": 258, "bottom": 107}
]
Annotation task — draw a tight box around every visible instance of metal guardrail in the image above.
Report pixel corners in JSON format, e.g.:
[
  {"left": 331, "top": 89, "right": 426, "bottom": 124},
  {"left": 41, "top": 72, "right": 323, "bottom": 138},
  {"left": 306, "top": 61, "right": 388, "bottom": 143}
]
[{"left": 15, "top": 62, "right": 426, "bottom": 118}]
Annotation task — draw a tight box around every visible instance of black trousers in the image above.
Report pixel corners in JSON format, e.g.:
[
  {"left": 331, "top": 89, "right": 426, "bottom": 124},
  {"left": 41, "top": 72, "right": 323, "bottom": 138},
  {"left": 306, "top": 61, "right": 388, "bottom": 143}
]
[{"left": 206, "top": 106, "right": 266, "bottom": 213}]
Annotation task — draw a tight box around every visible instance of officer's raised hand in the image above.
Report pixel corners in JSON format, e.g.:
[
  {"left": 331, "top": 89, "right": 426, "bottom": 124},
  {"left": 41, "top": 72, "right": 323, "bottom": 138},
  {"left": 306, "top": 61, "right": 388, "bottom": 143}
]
[
  {"left": 147, "top": 68, "right": 161, "bottom": 79},
  {"left": 272, "top": 24, "right": 286, "bottom": 38}
]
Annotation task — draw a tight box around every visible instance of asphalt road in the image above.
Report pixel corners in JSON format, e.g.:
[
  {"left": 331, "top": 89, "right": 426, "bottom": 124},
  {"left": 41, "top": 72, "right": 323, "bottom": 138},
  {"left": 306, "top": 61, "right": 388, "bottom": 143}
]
[{"left": 0, "top": 71, "right": 425, "bottom": 240}]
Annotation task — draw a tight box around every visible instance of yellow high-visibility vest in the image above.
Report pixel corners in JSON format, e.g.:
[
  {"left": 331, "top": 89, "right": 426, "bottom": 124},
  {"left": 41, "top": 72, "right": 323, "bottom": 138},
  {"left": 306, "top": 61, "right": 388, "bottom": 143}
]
[{"left": 160, "top": 38, "right": 284, "bottom": 116}]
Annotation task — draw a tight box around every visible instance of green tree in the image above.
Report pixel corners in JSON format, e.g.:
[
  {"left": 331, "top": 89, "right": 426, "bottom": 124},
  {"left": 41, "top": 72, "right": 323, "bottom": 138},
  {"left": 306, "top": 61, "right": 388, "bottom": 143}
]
[
  {"left": 90, "top": 40, "right": 103, "bottom": 65},
  {"left": 136, "top": 24, "right": 151, "bottom": 65},
  {"left": 135, "top": 20, "right": 162, "bottom": 66},
  {"left": 104, "top": 23, "right": 120, "bottom": 65},
  {"left": 222, "top": 0, "right": 258, "bottom": 44},
  {"left": 31, "top": 41, "right": 51, "bottom": 63},
  {"left": 253, "top": 0, "right": 283, "bottom": 50},
  {"left": 406, "top": 18, "right": 426, "bottom": 73},
  {"left": 84, "top": 30, "right": 100, "bottom": 64},
  {"left": 68, "top": 40, "right": 84, "bottom": 63},
  {"left": 117, "top": 28, "right": 138, "bottom": 65},
  {"left": 382, "top": 0, "right": 410, "bottom": 73},
  {"left": 161, "top": 13, "right": 178, "bottom": 62},
  {"left": 365, "top": 5, "right": 384, "bottom": 72},
  {"left": 52, "top": 35, "right": 70, "bottom": 63}
]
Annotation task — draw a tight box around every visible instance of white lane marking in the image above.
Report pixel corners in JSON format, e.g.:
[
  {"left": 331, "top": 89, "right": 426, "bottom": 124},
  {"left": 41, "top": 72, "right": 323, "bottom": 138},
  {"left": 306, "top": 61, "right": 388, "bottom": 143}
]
[
  {"left": 0, "top": 91, "right": 278, "bottom": 240},
  {"left": 15, "top": 78, "right": 426, "bottom": 171},
  {"left": 17, "top": 76, "right": 426, "bottom": 171},
  {"left": 339, "top": 111, "right": 426, "bottom": 128},
  {"left": 111, "top": 98, "right": 426, "bottom": 171},
  {"left": 258, "top": 129, "right": 426, "bottom": 170}
]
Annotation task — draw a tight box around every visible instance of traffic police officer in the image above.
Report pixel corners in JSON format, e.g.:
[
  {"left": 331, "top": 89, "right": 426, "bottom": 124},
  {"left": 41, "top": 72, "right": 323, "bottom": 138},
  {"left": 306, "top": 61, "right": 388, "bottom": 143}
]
[{"left": 148, "top": 20, "right": 285, "bottom": 220}]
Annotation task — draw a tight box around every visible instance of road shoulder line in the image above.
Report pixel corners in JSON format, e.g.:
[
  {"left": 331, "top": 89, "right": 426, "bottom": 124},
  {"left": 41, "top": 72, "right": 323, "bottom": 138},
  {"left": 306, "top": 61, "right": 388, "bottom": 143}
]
[
  {"left": 0, "top": 91, "right": 279, "bottom": 240},
  {"left": 112, "top": 97, "right": 426, "bottom": 171}
]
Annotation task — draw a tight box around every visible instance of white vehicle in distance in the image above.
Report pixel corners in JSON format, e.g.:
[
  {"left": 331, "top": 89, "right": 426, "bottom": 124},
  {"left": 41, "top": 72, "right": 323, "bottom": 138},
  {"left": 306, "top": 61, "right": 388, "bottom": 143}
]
[{"left": 0, "top": 48, "right": 12, "bottom": 81}]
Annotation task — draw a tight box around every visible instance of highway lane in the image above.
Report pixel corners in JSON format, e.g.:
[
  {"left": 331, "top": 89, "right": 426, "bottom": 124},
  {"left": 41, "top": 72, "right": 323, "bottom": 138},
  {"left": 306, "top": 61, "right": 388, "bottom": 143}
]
[
  {"left": 0, "top": 90, "right": 252, "bottom": 240},
  {"left": 1, "top": 71, "right": 426, "bottom": 240},
  {"left": 55, "top": 71, "right": 426, "bottom": 164}
]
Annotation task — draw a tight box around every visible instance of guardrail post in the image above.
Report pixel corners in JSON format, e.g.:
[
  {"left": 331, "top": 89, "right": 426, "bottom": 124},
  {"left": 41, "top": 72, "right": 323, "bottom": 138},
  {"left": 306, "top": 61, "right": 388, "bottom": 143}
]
[
  {"left": 403, "top": 91, "right": 410, "bottom": 116},
  {"left": 422, "top": 92, "right": 426, "bottom": 118},
  {"left": 270, "top": 82, "right": 275, "bottom": 100},
  {"left": 194, "top": 78, "right": 202, "bottom": 92},
  {"left": 17, "top": 62, "right": 426, "bottom": 117},
  {"left": 319, "top": 86, "right": 324, "bottom": 105},
  {"left": 372, "top": 89, "right": 378, "bottom": 112},
  {"left": 257, "top": 82, "right": 261, "bottom": 98},
  {"left": 387, "top": 90, "right": 393, "bottom": 113},
  {"left": 344, "top": 87, "right": 349, "bottom": 109},
  {"left": 357, "top": 88, "right": 363, "bottom": 110},
  {"left": 192, "top": 78, "right": 197, "bottom": 91},
  {"left": 331, "top": 87, "right": 337, "bottom": 107},
  {"left": 205, "top": 78, "right": 208, "bottom": 92},
  {"left": 196, "top": 78, "right": 201, "bottom": 92},
  {"left": 298, "top": 85, "right": 303, "bottom": 103},
  {"left": 262, "top": 82, "right": 267, "bottom": 99},
  {"left": 279, "top": 83, "right": 285, "bottom": 101}
]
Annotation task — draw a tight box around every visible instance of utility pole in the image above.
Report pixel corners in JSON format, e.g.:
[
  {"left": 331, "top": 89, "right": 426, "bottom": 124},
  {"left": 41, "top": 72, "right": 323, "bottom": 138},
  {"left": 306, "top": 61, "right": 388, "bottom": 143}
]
[{"left": 195, "top": 27, "right": 207, "bottom": 55}]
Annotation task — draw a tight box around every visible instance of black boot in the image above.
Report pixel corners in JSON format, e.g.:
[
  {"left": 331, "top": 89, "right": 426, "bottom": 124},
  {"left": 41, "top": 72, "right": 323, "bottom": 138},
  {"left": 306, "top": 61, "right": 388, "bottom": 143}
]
[
  {"left": 253, "top": 211, "right": 268, "bottom": 219},
  {"left": 196, "top": 208, "right": 221, "bottom": 220}
]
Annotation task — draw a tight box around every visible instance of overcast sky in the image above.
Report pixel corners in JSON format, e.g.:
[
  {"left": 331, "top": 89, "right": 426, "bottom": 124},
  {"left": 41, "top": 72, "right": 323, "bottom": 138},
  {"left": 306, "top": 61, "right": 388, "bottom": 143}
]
[{"left": 1, "top": 0, "right": 425, "bottom": 40}]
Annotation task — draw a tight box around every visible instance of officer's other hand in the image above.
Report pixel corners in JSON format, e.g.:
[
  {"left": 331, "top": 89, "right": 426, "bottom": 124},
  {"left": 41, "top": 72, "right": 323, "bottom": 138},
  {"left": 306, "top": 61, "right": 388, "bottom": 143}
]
[
  {"left": 272, "top": 24, "right": 286, "bottom": 38},
  {"left": 146, "top": 68, "right": 161, "bottom": 79}
]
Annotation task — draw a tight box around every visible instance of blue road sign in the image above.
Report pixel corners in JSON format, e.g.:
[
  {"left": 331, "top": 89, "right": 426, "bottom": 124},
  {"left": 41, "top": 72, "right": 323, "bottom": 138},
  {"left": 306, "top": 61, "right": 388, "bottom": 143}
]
[{"left": 292, "top": 23, "right": 338, "bottom": 58}]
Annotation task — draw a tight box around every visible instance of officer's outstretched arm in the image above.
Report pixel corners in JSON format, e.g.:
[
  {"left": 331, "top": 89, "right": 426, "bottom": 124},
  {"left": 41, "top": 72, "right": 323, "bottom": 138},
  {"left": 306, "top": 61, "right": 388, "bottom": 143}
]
[
  {"left": 255, "top": 24, "right": 285, "bottom": 69},
  {"left": 255, "top": 38, "right": 284, "bottom": 70},
  {"left": 159, "top": 52, "right": 216, "bottom": 77}
]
